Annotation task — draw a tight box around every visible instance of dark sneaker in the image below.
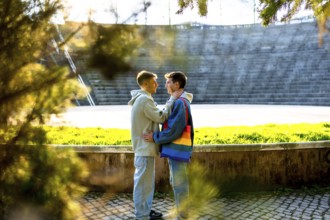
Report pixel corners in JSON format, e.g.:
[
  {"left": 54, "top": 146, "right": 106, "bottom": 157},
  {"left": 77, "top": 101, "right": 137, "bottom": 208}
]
[{"left": 149, "top": 210, "right": 163, "bottom": 219}]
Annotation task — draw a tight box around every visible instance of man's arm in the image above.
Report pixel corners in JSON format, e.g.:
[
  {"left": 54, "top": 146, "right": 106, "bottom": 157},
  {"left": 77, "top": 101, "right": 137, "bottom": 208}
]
[
  {"left": 143, "top": 91, "right": 182, "bottom": 124},
  {"left": 151, "top": 100, "right": 186, "bottom": 144},
  {"left": 143, "top": 96, "right": 175, "bottom": 123}
]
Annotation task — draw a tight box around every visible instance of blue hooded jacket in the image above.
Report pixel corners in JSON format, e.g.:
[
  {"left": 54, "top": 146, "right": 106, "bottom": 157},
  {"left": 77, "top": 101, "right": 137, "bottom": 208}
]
[{"left": 152, "top": 91, "right": 194, "bottom": 147}]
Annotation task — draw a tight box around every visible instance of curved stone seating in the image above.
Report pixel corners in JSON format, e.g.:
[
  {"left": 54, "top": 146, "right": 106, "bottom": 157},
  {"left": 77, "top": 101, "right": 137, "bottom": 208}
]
[{"left": 82, "top": 20, "right": 330, "bottom": 106}]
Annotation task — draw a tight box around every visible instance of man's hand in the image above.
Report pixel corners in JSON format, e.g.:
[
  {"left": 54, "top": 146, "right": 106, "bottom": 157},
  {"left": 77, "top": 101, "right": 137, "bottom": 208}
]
[{"left": 143, "top": 132, "right": 154, "bottom": 143}]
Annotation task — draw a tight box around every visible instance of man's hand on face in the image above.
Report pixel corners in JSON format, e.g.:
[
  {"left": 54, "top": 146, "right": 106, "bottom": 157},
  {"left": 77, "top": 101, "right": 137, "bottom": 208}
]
[
  {"left": 172, "top": 90, "right": 183, "bottom": 99},
  {"left": 143, "top": 132, "right": 154, "bottom": 143}
]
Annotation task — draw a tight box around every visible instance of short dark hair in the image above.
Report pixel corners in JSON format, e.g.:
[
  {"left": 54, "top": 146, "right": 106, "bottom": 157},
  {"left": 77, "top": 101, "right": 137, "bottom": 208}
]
[
  {"left": 136, "top": 70, "right": 157, "bottom": 86},
  {"left": 164, "top": 71, "right": 187, "bottom": 89}
]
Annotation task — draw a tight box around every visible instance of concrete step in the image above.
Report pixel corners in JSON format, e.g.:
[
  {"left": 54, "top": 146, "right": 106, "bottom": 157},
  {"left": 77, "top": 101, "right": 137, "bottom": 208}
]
[{"left": 78, "top": 21, "right": 330, "bottom": 106}]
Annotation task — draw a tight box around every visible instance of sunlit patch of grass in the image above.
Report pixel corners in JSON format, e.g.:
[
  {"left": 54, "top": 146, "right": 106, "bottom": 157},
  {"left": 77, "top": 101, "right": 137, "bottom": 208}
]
[
  {"left": 2, "top": 123, "right": 330, "bottom": 146},
  {"left": 43, "top": 126, "right": 131, "bottom": 145},
  {"left": 41, "top": 123, "right": 330, "bottom": 145},
  {"left": 194, "top": 123, "right": 330, "bottom": 145}
]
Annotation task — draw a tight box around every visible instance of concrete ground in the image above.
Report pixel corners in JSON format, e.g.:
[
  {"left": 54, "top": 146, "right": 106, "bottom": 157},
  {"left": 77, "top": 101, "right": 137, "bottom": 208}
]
[{"left": 49, "top": 104, "right": 330, "bottom": 128}]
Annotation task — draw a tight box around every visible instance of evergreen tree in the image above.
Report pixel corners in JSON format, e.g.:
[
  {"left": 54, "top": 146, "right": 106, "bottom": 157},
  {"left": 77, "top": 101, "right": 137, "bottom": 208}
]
[
  {"left": 178, "top": 0, "right": 328, "bottom": 45},
  {"left": 0, "top": 0, "right": 88, "bottom": 219},
  {"left": 0, "top": 0, "right": 153, "bottom": 218},
  {"left": 258, "top": 0, "right": 330, "bottom": 45}
]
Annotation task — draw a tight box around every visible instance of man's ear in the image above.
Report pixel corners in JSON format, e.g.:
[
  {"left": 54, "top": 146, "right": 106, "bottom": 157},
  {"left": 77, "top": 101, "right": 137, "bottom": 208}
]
[{"left": 141, "top": 81, "right": 148, "bottom": 88}]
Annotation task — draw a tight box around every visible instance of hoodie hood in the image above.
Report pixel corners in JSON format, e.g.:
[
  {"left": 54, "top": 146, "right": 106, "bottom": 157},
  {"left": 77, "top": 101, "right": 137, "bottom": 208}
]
[
  {"left": 128, "top": 90, "right": 151, "bottom": 106},
  {"left": 180, "top": 91, "right": 193, "bottom": 103}
]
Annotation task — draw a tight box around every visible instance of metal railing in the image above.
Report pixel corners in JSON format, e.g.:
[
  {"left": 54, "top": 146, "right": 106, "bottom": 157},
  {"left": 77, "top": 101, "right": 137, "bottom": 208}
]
[{"left": 53, "top": 24, "right": 96, "bottom": 106}]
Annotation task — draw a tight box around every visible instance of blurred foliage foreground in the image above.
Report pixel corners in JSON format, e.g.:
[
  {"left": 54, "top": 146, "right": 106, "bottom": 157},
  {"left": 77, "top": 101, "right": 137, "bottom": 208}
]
[
  {"left": 0, "top": 144, "right": 88, "bottom": 219},
  {"left": 0, "top": 0, "right": 150, "bottom": 218},
  {"left": 1, "top": 123, "right": 330, "bottom": 146}
]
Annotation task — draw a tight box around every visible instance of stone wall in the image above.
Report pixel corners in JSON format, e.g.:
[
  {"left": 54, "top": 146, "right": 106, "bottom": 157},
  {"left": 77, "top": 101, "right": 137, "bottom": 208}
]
[{"left": 69, "top": 141, "right": 330, "bottom": 193}]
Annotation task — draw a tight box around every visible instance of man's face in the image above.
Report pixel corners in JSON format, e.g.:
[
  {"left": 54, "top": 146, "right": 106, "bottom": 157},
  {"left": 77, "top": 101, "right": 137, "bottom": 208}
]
[
  {"left": 145, "top": 77, "right": 158, "bottom": 94},
  {"left": 165, "top": 78, "right": 178, "bottom": 95}
]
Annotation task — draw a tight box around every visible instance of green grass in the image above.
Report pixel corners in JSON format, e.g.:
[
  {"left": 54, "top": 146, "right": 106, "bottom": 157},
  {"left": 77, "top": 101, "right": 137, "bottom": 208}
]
[
  {"left": 2, "top": 123, "right": 330, "bottom": 146},
  {"left": 194, "top": 123, "right": 330, "bottom": 145},
  {"left": 44, "top": 126, "right": 132, "bottom": 145},
  {"left": 41, "top": 122, "right": 330, "bottom": 145}
]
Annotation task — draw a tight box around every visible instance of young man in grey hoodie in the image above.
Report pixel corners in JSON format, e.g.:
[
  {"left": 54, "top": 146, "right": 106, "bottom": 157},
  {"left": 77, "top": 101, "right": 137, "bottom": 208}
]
[
  {"left": 144, "top": 71, "right": 194, "bottom": 220},
  {"left": 128, "top": 70, "right": 180, "bottom": 220}
]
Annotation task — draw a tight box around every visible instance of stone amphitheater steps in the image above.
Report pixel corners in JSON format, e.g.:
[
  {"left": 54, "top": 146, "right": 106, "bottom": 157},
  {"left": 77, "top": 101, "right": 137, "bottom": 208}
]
[{"left": 79, "top": 21, "right": 330, "bottom": 106}]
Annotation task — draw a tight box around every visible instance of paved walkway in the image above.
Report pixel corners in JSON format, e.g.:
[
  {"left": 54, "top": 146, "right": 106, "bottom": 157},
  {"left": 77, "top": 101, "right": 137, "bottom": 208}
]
[{"left": 80, "top": 188, "right": 330, "bottom": 220}]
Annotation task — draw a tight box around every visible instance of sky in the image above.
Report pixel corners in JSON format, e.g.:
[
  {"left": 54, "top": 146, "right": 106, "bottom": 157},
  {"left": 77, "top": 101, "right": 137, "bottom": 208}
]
[{"left": 63, "top": 0, "right": 313, "bottom": 26}]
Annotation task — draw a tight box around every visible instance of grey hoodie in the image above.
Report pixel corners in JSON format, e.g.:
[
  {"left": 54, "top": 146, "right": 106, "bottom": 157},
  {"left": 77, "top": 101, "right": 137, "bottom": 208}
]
[
  {"left": 179, "top": 91, "right": 193, "bottom": 104},
  {"left": 128, "top": 89, "right": 175, "bottom": 157}
]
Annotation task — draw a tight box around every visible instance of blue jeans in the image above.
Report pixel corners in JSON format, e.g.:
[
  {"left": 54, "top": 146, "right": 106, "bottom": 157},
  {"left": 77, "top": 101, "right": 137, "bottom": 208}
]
[
  {"left": 133, "top": 156, "right": 155, "bottom": 220},
  {"left": 168, "top": 158, "right": 189, "bottom": 219}
]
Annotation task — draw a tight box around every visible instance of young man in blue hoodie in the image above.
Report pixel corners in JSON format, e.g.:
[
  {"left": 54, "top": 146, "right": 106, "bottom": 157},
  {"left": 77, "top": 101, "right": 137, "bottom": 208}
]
[
  {"left": 128, "top": 70, "right": 181, "bottom": 220},
  {"left": 143, "top": 71, "right": 194, "bottom": 220}
]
